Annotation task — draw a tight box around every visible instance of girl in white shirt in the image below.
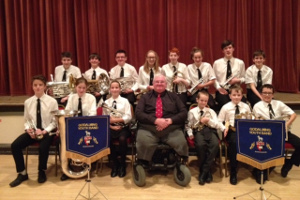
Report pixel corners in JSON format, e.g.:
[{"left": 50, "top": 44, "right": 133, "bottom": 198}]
[
  {"left": 137, "top": 50, "right": 162, "bottom": 93},
  {"left": 102, "top": 80, "right": 132, "bottom": 178}
]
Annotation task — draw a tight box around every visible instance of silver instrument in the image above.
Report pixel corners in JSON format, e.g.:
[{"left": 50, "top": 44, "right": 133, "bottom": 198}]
[
  {"left": 51, "top": 110, "right": 89, "bottom": 179},
  {"left": 114, "top": 77, "right": 136, "bottom": 92},
  {"left": 85, "top": 73, "right": 110, "bottom": 94},
  {"left": 221, "top": 75, "right": 236, "bottom": 90},
  {"left": 46, "top": 74, "right": 76, "bottom": 98},
  {"left": 188, "top": 78, "right": 204, "bottom": 95},
  {"left": 26, "top": 119, "right": 43, "bottom": 140},
  {"left": 100, "top": 102, "right": 127, "bottom": 127},
  {"left": 193, "top": 111, "right": 212, "bottom": 131},
  {"left": 169, "top": 70, "right": 184, "bottom": 93}
]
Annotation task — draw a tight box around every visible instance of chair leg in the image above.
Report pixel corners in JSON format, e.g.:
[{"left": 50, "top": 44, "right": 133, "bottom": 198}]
[
  {"left": 224, "top": 144, "right": 229, "bottom": 177},
  {"left": 219, "top": 143, "right": 223, "bottom": 178},
  {"left": 25, "top": 147, "right": 29, "bottom": 172},
  {"left": 55, "top": 148, "right": 57, "bottom": 177}
]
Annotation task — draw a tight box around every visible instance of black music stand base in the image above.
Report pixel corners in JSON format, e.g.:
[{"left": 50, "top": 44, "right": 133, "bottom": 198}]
[
  {"left": 75, "top": 167, "right": 108, "bottom": 200},
  {"left": 233, "top": 171, "right": 281, "bottom": 200}
]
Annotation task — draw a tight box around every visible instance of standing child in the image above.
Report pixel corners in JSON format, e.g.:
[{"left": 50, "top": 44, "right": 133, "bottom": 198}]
[
  {"left": 102, "top": 80, "right": 132, "bottom": 178},
  {"left": 10, "top": 75, "right": 58, "bottom": 187},
  {"left": 245, "top": 50, "right": 273, "bottom": 108},
  {"left": 218, "top": 84, "right": 251, "bottom": 185},
  {"left": 186, "top": 91, "right": 226, "bottom": 185}
]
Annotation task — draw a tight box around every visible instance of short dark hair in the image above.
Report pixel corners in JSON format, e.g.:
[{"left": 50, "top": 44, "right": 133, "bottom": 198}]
[
  {"left": 115, "top": 49, "right": 127, "bottom": 57},
  {"left": 75, "top": 77, "right": 88, "bottom": 86},
  {"left": 260, "top": 84, "right": 274, "bottom": 93},
  {"left": 110, "top": 80, "right": 121, "bottom": 88},
  {"left": 253, "top": 50, "right": 266, "bottom": 58},
  {"left": 221, "top": 40, "right": 235, "bottom": 49},
  {"left": 229, "top": 84, "right": 243, "bottom": 94},
  {"left": 61, "top": 52, "right": 72, "bottom": 58},
  {"left": 89, "top": 53, "right": 101, "bottom": 61},
  {"left": 196, "top": 90, "right": 209, "bottom": 99},
  {"left": 32, "top": 74, "right": 47, "bottom": 85}
]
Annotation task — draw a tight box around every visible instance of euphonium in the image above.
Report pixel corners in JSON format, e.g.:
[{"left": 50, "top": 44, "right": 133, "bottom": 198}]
[
  {"left": 85, "top": 73, "right": 110, "bottom": 94},
  {"left": 51, "top": 110, "right": 89, "bottom": 179},
  {"left": 46, "top": 74, "right": 76, "bottom": 98},
  {"left": 114, "top": 77, "right": 136, "bottom": 92},
  {"left": 193, "top": 111, "right": 212, "bottom": 131}
]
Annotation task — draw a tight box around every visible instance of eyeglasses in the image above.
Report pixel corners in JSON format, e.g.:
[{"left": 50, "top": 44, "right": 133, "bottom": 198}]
[
  {"left": 261, "top": 92, "right": 273, "bottom": 95},
  {"left": 147, "top": 57, "right": 156, "bottom": 60}
]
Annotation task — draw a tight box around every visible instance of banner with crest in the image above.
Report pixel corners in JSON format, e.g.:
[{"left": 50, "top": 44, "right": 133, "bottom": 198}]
[
  {"left": 65, "top": 116, "right": 110, "bottom": 164},
  {"left": 236, "top": 119, "right": 286, "bottom": 170}
]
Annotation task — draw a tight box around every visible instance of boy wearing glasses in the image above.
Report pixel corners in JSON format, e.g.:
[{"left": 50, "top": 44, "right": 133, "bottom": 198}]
[
  {"left": 245, "top": 50, "right": 273, "bottom": 108},
  {"left": 109, "top": 49, "right": 138, "bottom": 106},
  {"left": 253, "top": 84, "right": 300, "bottom": 179}
]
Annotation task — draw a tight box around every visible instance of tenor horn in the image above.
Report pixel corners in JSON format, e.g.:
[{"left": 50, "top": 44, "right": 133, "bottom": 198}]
[{"left": 51, "top": 110, "right": 89, "bottom": 179}]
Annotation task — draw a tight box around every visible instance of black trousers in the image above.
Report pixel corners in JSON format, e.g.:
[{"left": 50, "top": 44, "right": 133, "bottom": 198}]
[
  {"left": 215, "top": 91, "right": 247, "bottom": 111},
  {"left": 110, "top": 127, "right": 130, "bottom": 167},
  {"left": 121, "top": 92, "right": 136, "bottom": 107},
  {"left": 287, "top": 131, "right": 300, "bottom": 166},
  {"left": 11, "top": 132, "right": 54, "bottom": 172},
  {"left": 247, "top": 89, "right": 261, "bottom": 109},
  {"left": 194, "top": 129, "right": 219, "bottom": 173},
  {"left": 176, "top": 92, "right": 188, "bottom": 105},
  {"left": 226, "top": 129, "right": 238, "bottom": 172}
]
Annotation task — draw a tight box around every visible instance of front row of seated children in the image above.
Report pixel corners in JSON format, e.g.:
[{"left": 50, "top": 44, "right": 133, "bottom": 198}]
[{"left": 9, "top": 74, "right": 299, "bottom": 188}]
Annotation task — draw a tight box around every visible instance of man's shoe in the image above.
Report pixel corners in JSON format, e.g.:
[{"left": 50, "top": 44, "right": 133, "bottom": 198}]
[
  {"left": 206, "top": 171, "right": 213, "bottom": 183},
  {"left": 38, "top": 170, "right": 47, "bottom": 183},
  {"left": 111, "top": 166, "right": 119, "bottom": 178},
  {"left": 60, "top": 173, "right": 69, "bottom": 181},
  {"left": 230, "top": 172, "right": 237, "bottom": 185},
  {"left": 9, "top": 174, "right": 28, "bottom": 187},
  {"left": 281, "top": 163, "right": 292, "bottom": 178},
  {"left": 118, "top": 166, "right": 126, "bottom": 178},
  {"left": 198, "top": 172, "right": 207, "bottom": 185}
]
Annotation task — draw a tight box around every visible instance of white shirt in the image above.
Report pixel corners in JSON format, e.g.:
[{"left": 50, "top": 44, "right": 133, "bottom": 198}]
[
  {"left": 109, "top": 63, "right": 139, "bottom": 91},
  {"left": 245, "top": 65, "right": 273, "bottom": 88},
  {"left": 65, "top": 93, "right": 97, "bottom": 116},
  {"left": 253, "top": 100, "right": 294, "bottom": 120},
  {"left": 103, "top": 96, "right": 132, "bottom": 124},
  {"left": 137, "top": 66, "right": 162, "bottom": 90},
  {"left": 54, "top": 65, "right": 81, "bottom": 82},
  {"left": 84, "top": 66, "right": 109, "bottom": 80},
  {"left": 213, "top": 57, "right": 245, "bottom": 89},
  {"left": 161, "top": 62, "right": 191, "bottom": 93},
  {"left": 187, "top": 62, "right": 216, "bottom": 89},
  {"left": 218, "top": 101, "right": 251, "bottom": 127},
  {"left": 24, "top": 94, "right": 58, "bottom": 133},
  {"left": 186, "top": 106, "right": 225, "bottom": 137}
]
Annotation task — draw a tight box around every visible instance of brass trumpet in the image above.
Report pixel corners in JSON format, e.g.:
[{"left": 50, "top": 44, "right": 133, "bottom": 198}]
[
  {"left": 193, "top": 111, "right": 212, "bottom": 131},
  {"left": 221, "top": 75, "right": 236, "bottom": 90},
  {"left": 169, "top": 70, "right": 184, "bottom": 93},
  {"left": 26, "top": 119, "right": 43, "bottom": 140},
  {"left": 188, "top": 78, "right": 204, "bottom": 95}
]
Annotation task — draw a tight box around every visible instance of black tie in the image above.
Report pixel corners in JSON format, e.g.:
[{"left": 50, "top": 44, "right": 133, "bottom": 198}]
[
  {"left": 112, "top": 100, "right": 117, "bottom": 109},
  {"left": 120, "top": 67, "right": 124, "bottom": 77},
  {"left": 149, "top": 68, "right": 154, "bottom": 85},
  {"left": 268, "top": 103, "right": 275, "bottom": 119},
  {"left": 197, "top": 68, "right": 202, "bottom": 80},
  {"left": 235, "top": 105, "right": 240, "bottom": 115},
  {"left": 36, "top": 99, "right": 42, "bottom": 129},
  {"left": 173, "top": 66, "right": 178, "bottom": 93},
  {"left": 257, "top": 70, "right": 262, "bottom": 90},
  {"left": 92, "top": 70, "right": 96, "bottom": 80},
  {"left": 200, "top": 110, "right": 204, "bottom": 116},
  {"left": 62, "top": 70, "right": 67, "bottom": 81},
  {"left": 78, "top": 98, "right": 82, "bottom": 116},
  {"left": 226, "top": 60, "right": 232, "bottom": 79}
]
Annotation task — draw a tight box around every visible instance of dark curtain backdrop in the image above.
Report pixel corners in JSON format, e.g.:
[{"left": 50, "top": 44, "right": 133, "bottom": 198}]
[{"left": 0, "top": 0, "right": 299, "bottom": 95}]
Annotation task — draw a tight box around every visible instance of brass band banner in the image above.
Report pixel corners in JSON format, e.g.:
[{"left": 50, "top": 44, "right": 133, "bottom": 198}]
[
  {"left": 65, "top": 116, "right": 110, "bottom": 164},
  {"left": 236, "top": 119, "right": 286, "bottom": 170}
]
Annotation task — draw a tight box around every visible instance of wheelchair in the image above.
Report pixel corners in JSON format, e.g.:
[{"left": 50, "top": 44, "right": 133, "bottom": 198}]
[{"left": 132, "top": 142, "right": 191, "bottom": 187}]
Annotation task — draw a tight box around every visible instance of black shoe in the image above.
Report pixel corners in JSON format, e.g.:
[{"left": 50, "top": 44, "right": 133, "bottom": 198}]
[
  {"left": 60, "top": 173, "right": 69, "bottom": 181},
  {"left": 198, "top": 172, "right": 207, "bottom": 185},
  {"left": 9, "top": 174, "right": 29, "bottom": 187},
  {"left": 281, "top": 163, "right": 292, "bottom": 178},
  {"left": 118, "top": 166, "right": 126, "bottom": 178},
  {"left": 206, "top": 171, "right": 213, "bottom": 183},
  {"left": 111, "top": 166, "right": 119, "bottom": 178},
  {"left": 230, "top": 172, "right": 237, "bottom": 185},
  {"left": 38, "top": 170, "right": 47, "bottom": 183}
]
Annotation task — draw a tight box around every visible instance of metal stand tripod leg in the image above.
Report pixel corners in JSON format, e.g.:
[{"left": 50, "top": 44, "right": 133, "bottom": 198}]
[
  {"left": 233, "top": 170, "right": 281, "bottom": 200},
  {"left": 75, "top": 167, "right": 108, "bottom": 200}
]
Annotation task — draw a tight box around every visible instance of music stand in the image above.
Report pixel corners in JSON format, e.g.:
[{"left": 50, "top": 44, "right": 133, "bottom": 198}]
[
  {"left": 63, "top": 115, "right": 111, "bottom": 200},
  {"left": 233, "top": 119, "right": 286, "bottom": 200},
  {"left": 75, "top": 165, "right": 108, "bottom": 200}
]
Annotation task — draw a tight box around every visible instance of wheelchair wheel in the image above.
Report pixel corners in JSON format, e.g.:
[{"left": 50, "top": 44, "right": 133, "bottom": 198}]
[
  {"left": 133, "top": 165, "right": 146, "bottom": 187},
  {"left": 174, "top": 164, "right": 191, "bottom": 186}
]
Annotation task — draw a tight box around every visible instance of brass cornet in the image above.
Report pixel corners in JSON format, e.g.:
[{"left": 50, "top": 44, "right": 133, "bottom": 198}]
[
  {"left": 26, "top": 119, "right": 44, "bottom": 140},
  {"left": 193, "top": 111, "right": 212, "bottom": 131},
  {"left": 170, "top": 70, "right": 184, "bottom": 93},
  {"left": 221, "top": 75, "right": 236, "bottom": 90},
  {"left": 100, "top": 102, "right": 127, "bottom": 127}
]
